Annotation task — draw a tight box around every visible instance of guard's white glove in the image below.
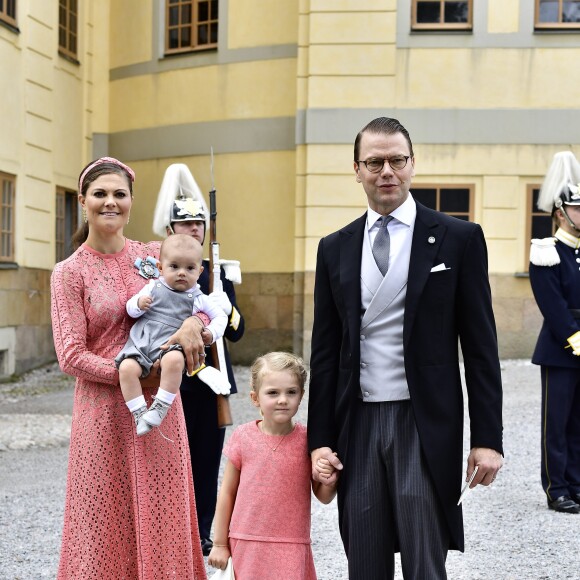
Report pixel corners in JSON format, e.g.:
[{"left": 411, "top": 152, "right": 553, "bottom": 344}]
[
  {"left": 567, "top": 331, "right": 580, "bottom": 356},
  {"left": 211, "top": 290, "right": 233, "bottom": 316},
  {"left": 197, "top": 365, "right": 231, "bottom": 395}
]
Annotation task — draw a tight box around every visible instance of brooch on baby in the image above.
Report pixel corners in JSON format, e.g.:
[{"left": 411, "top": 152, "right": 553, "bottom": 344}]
[{"left": 134, "top": 256, "right": 160, "bottom": 279}]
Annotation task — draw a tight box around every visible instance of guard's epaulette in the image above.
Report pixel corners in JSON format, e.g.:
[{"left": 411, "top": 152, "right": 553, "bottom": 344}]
[{"left": 530, "top": 237, "right": 560, "bottom": 266}]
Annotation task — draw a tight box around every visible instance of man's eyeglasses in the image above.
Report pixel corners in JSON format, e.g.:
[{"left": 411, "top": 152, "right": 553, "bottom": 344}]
[{"left": 357, "top": 156, "right": 411, "bottom": 173}]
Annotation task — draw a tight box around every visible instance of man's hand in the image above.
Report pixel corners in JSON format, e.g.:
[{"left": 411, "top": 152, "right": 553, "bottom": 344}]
[
  {"left": 159, "top": 316, "right": 205, "bottom": 375},
  {"left": 311, "top": 447, "right": 343, "bottom": 486},
  {"left": 466, "top": 447, "right": 503, "bottom": 487}
]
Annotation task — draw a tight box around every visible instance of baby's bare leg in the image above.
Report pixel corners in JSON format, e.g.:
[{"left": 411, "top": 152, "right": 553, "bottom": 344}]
[
  {"left": 159, "top": 350, "right": 185, "bottom": 395},
  {"left": 119, "top": 358, "right": 145, "bottom": 402}
]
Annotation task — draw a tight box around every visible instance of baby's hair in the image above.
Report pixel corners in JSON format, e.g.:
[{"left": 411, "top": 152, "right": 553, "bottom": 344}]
[
  {"left": 250, "top": 351, "right": 308, "bottom": 393},
  {"left": 160, "top": 233, "right": 202, "bottom": 262}
]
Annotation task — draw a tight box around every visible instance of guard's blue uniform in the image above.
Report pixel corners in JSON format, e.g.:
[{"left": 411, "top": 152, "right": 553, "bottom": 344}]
[
  {"left": 529, "top": 235, "right": 580, "bottom": 502},
  {"left": 180, "top": 260, "right": 245, "bottom": 542}
]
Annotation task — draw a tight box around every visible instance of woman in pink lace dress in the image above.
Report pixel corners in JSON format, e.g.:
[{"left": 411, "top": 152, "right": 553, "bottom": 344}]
[{"left": 51, "top": 157, "right": 208, "bottom": 579}]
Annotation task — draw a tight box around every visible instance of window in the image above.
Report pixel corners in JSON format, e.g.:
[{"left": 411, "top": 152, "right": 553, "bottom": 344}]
[
  {"left": 165, "top": 0, "right": 218, "bottom": 55},
  {"left": 56, "top": 187, "right": 79, "bottom": 262},
  {"left": 59, "top": 0, "right": 78, "bottom": 60},
  {"left": 526, "top": 184, "right": 555, "bottom": 268},
  {"left": 536, "top": 0, "right": 580, "bottom": 29},
  {"left": 412, "top": 0, "right": 472, "bottom": 30},
  {"left": 412, "top": 185, "right": 473, "bottom": 221},
  {"left": 0, "top": 0, "right": 17, "bottom": 28},
  {"left": 0, "top": 172, "right": 15, "bottom": 262}
]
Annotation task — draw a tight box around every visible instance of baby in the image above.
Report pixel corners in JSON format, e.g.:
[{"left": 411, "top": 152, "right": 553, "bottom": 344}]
[{"left": 115, "top": 234, "right": 227, "bottom": 435}]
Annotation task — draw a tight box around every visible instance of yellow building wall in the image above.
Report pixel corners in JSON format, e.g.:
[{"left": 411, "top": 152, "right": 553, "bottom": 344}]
[
  {"left": 0, "top": 0, "right": 110, "bottom": 374},
  {"left": 228, "top": 0, "right": 299, "bottom": 48},
  {"left": 110, "top": 59, "right": 297, "bottom": 130},
  {"left": 2, "top": 1, "right": 580, "bottom": 371}
]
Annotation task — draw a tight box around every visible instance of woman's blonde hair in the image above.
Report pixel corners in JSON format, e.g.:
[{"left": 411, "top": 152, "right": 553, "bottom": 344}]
[{"left": 250, "top": 352, "right": 308, "bottom": 393}]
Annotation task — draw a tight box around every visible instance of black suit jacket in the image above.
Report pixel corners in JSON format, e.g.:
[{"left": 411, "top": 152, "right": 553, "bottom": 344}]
[{"left": 307, "top": 202, "right": 503, "bottom": 551}]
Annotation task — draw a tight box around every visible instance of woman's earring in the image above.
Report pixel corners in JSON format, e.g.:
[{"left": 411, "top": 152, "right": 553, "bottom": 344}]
[
  {"left": 82, "top": 209, "right": 87, "bottom": 223},
  {"left": 127, "top": 213, "right": 130, "bottom": 225}
]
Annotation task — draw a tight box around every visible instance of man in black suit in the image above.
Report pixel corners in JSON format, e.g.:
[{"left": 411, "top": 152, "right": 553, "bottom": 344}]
[{"left": 307, "top": 117, "right": 503, "bottom": 579}]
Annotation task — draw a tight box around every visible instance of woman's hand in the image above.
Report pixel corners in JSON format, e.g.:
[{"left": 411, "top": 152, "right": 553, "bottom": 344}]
[
  {"left": 159, "top": 316, "right": 205, "bottom": 375},
  {"left": 140, "top": 360, "right": 161, "bottom": 390}
]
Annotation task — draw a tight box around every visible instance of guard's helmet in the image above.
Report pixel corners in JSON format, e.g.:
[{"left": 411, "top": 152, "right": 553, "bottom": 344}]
[
  {"left": 537, "top": 152, "right": 580, "bottom": 213},
  {"left": 170, "top": 198, "right": 206, "bottom": 223},
  {"left": 152, "top": 163, "right": 209, "bottom": 238}
]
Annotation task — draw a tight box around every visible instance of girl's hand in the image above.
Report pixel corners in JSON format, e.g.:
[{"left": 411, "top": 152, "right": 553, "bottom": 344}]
[
  {"left": 316, "top": 456, "right": 336, "bottom": 478},
  {"left": 207, "top": 545, "right": 231, "bottom": 570}
]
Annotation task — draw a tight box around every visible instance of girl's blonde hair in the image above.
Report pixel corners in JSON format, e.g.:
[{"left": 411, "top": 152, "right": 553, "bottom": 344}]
[{"left": 250, "top": 352, "right": 308, "bottom": 393}]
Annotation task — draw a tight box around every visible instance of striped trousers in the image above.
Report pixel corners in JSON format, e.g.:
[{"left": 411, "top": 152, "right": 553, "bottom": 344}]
[{"left": 338, "top": 399, "right": 449, "bottom": 579}]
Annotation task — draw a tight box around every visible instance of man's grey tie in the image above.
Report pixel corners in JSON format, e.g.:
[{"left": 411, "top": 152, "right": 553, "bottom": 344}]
[{"left": 372, "top": 216, "right": 393, "bottom": 276}]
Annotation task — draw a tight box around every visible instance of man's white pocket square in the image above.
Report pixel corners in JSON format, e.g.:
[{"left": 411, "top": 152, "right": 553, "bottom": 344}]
[{"left": 430, "top": 263, "right": 450, "bottom": 273}]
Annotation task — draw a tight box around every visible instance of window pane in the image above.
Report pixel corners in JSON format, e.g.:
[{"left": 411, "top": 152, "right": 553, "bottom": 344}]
[
  {"left": 211, "top": 0, "right": 218, "bottom": 18},
  {"left": 181, "top": 4, "right": 192, "bottom": 24},
  {"left": 0, "top": 1, "right": 5, "bottom": 14},
  {"left": 440, "top": 188, "right": 470, "bottom": 213},
  {"left": 210, "top": 22, "right": 218, "bottom": 43},
  {"left": 444, "top": 1, "right": 468, "bottom": 23},
  {"left": 532, "top": 216, "right": 553, "bottom": 239},
  {"left": 198, "top": 1, "right": 209, "bottom": 22},
  {"left": 413, "top": 188, "right": 437, "bottom": 209},
  {"left": 181, "top": 26, "right": 191, "bottom": 46},
  {"left": 198, "top": 24, "right": 208, "bottom": 45},
  {"left": 538, "top": 0, "right": 560, "bottom": 22},
  {"left": 563, "top": 1, "right": 580, "bottom": 22},
  {"left": 169, "top": 6, "right": 179, "bottom": 26},
  {"left": 168, "top": 28, "right": 179, "bottom": 49},
  {"left": 417, "top": 2, "right": 441, "bottom": 23},
  {"left": 531, "top": 188, "right": 541, "bottom": 211}
]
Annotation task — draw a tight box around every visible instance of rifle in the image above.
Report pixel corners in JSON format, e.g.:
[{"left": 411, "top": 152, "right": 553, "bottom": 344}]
[{"left": 208, "top": 148, "right": 233, "bottom": 428}]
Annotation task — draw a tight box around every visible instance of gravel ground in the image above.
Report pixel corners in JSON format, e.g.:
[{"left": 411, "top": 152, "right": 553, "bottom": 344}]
[{"left": 0, "top": 360, "right": 578, "bottom": 579}]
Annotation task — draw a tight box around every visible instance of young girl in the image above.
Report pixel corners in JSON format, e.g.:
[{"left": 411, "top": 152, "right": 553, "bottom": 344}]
[
  {"left": 208, "top": 352, "right": 337, "bottom": 579},
  {"left": 115, "top": 234, "right": 227, "bottom": 435}
]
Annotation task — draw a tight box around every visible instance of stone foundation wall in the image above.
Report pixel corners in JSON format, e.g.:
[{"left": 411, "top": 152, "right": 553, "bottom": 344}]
[
  {"left": 0, "top": 268, "right": 54, "bottom": 377},
  {"left": 0, "top": 269, "right": 544, "bottom": 377}
]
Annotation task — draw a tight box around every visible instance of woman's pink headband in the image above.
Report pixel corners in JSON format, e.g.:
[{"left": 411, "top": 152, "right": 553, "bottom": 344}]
[{"left": 78, "top": 157, "right": 136, "bottom": 192}]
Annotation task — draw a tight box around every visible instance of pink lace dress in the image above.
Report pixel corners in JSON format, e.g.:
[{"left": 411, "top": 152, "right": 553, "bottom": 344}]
[
  {"left": 51, "top": 240, "right": 207, "bottom": 580},
  {"left": 225, "top": 421, "right": 317, "bottom": 579}
]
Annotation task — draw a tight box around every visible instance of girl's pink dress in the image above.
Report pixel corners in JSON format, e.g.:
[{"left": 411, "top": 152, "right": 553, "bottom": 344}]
[
  {"left": 51, "top": 240, "right": 207, "bottom": 580},
  {"left": 225, "top": 420, "right": 317, "bottom": 580}
]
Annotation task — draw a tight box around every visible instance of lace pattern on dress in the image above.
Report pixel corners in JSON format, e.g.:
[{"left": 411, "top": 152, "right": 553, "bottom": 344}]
[{"left": 51, "top": 240, "right": 207, "bottom": 579}]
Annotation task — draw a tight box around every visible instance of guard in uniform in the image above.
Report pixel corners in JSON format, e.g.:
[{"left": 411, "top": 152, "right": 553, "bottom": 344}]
[
  {"left": 153, "top": 164, "right": 245, "bottom": 552},
  {"left": 529, "top": 151, "right": 580, "bottom": 514}
]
